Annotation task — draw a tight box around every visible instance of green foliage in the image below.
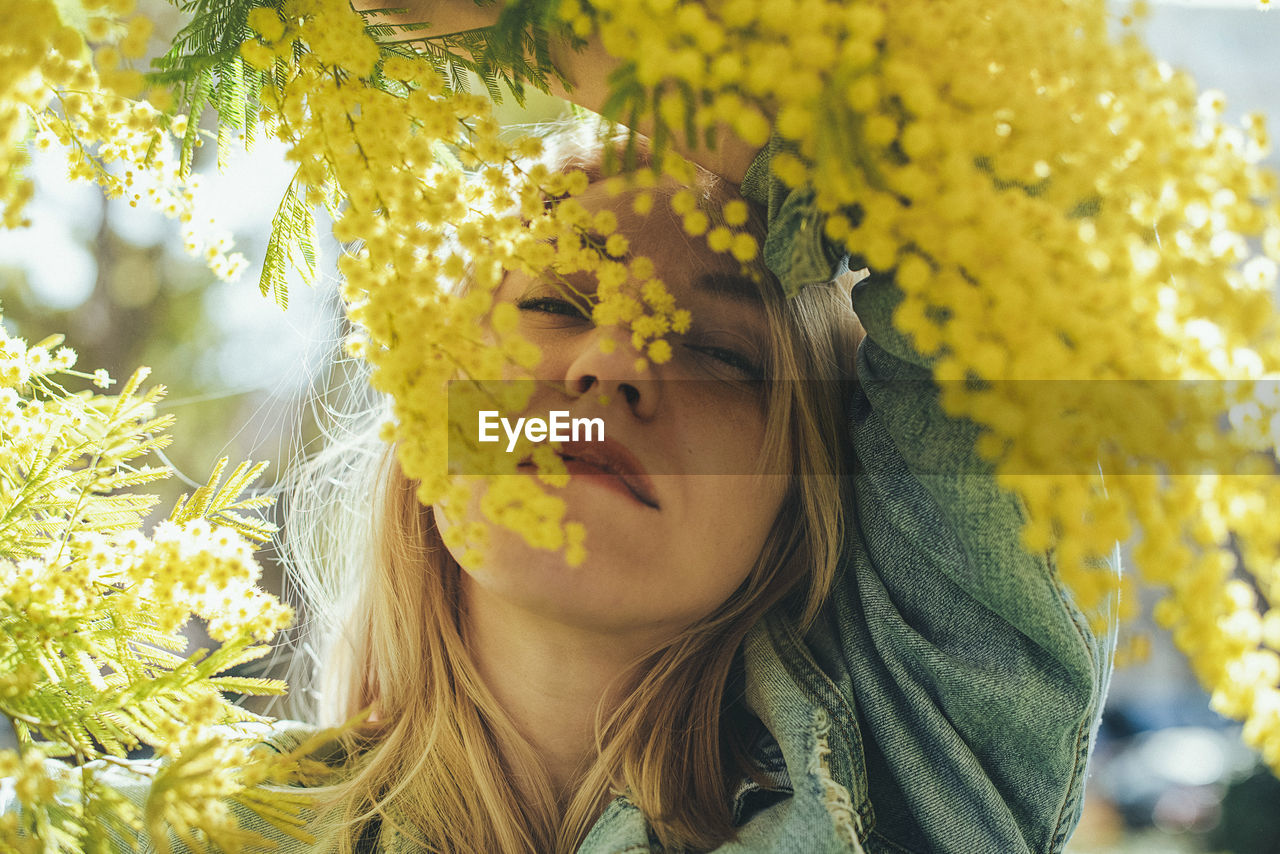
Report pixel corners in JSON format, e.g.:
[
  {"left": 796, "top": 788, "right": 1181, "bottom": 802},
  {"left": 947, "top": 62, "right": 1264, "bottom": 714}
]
[
  {"left": 149, "top": 0, "right": 574, "bottom": 311},
  {"left": 0, "top": 313, "right": 308, "bottom": 852},
  {"left": 168, "top": 458, "right": 277, "bottom": 544},
  {"left": 258, "top": 170, "right": 319, "bottom": 310},
  {"left": 150, "top": 0, "right": 272, "bottom": 176},
  {"left": 377, "top": 1, "right": 565, "bottom": 106}
]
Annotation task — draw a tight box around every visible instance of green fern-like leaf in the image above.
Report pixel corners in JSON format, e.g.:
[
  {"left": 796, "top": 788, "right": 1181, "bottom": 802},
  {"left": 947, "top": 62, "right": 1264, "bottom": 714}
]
[
  {"left": 258, "top": 171, "right": 320, "bottom": 311},
  {"left": 215, "top": 53, "right": 247, "bottom": 170},
  {"left": 169, "top": 458, "right": 277, "bottom": 543},
  {"left": 153, "top": 0, "right": 272, "bottom": 177},
  {"left": 179, "top": 66, "right": 211, "bottom": 178}
]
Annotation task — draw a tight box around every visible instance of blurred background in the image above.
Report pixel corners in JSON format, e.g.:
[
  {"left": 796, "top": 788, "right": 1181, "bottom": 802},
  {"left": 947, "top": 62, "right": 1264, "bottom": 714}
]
[{"left": 2, "top": 1, "right": 1279, "bottom": 851}]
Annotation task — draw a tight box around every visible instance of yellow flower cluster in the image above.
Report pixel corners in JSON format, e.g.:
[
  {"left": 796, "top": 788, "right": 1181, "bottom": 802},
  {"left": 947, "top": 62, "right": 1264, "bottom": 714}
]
[
  {"left": 0, "top": 718, "right": 323, "bottom": 853},
  {"left": 0, "top": 0, "right": 245, "bottom": 278},
  {"left": 0, "top": 748, "right": 55, "bottom": 854},
  {"left": 0, "top": 313, "right": 304, "bottom": 849},
  {"left": 572, "top": 0, "right": 1280, "bottom": 770},
  {"left": 232, "top": 0, "right": 1280, "bottom": 773},
  {"left": 139, "top": 694, "right": 326, "bottom": 853},
  {"left": 76, "top": 520, "right": 292, "bottom": 643},
  {"left": 246, "top": 0, "right": 697, "bottom": 562},
  {"left": 12, "top": 0, "right": 1280, "bottom": 793}
]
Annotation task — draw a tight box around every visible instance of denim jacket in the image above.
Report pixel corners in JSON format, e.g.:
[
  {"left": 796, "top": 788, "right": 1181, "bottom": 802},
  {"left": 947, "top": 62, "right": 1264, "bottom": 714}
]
[
  {"left": 573, "top": 148, "right": 1117, "bottom": 852},
  {"left": 2, "top": 147, "right": 1115, "bottom": 854},
  {"left": 713, "top": 143, "right": 1116, "bottom": 853}
]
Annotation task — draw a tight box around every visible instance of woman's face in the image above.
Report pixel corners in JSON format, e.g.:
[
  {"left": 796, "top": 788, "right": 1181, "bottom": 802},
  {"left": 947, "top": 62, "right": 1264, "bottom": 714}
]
[{"left": 437, "top": 178, "right": 789, "bottom": 643}]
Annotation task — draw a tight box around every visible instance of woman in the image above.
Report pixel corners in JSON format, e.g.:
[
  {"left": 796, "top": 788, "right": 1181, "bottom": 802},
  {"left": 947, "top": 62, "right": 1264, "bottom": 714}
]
[
  {"left": 274, "top": 104, "right": 1114, "bottom": 853},
  {"left": 277, "top": 5, "right": 1114, "bottom": 852},
  {"left": 286, "top": 131, "right": 865, "bottom": 852},
  {"left": 1, "top": 10, "right": 1114, "bottom": 854}
]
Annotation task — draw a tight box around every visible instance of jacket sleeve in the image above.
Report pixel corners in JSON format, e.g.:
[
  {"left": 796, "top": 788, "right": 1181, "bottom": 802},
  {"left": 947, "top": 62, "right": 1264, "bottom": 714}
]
[
  {"left": 0, "top": 752, "right": 156, "bottom": 852},
  {"left": 742, "top": 142, "right": 1118, "bottom": 854}
]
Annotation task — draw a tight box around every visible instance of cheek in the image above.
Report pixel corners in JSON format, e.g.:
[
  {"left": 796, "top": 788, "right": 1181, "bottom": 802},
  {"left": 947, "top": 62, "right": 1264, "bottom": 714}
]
[
  {"left": 670, "top": 474, "right": 790, "bottom": 601},
  {"left": 434, "top": 483, "right": 587, "bottom": 622},
  {"left": 668, "top": 395, "right": 774, "bottom": 476}
]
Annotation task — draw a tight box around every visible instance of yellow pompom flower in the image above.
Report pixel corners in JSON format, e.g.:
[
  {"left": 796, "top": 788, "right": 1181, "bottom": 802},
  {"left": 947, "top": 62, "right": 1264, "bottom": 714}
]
[
  {"left": 647, "top": 339, "right": 673, "bottom": 363},
  {"left": 14, "top": 0, "right": 1280, "bottom": 796},
  {"left": 247, "top": 6, "right": 287, "bottom": 43}
]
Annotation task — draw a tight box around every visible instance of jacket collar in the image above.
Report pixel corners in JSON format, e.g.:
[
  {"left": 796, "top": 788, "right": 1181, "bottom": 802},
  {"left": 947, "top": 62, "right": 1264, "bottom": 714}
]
[{"left": 571, "top": 613, "right": 870, "bottom": 853}]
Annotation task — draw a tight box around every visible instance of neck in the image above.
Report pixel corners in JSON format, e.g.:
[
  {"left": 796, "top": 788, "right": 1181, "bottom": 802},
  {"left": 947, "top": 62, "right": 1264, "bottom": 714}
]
[{"left": 458, "top": 573, "right": 669, "bottom": 806}]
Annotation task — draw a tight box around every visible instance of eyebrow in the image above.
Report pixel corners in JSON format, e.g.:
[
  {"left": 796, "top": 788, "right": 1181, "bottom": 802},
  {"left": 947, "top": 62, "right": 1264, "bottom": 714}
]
[
  {"left": 549, "top": 232, "right": 766, "bottom": 303},
  {"left": 692, "top": 272, "right": 765, "bottom": 304}
]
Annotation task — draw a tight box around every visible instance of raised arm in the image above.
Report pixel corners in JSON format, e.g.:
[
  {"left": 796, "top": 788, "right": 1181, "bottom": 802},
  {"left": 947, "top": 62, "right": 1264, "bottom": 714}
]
[
  {"left": 702, "top": 46, "right": 1116, "bottom": 840},
  {"left": 831, "top": 266, "right": 1116, "bottom": 852},
  {"left": 350, "top": 0, "right": 760, "bottom": 181}
]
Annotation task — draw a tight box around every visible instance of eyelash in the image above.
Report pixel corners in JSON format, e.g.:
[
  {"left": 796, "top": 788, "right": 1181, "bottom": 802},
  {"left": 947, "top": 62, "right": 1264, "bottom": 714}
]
[
  {"left": 517, "top": 295, "right": 764, "bottom": 380},
  {"left": 515, "top": 295, "right": 590, "bottom": 318},
  {"left": 684, "top": 344, "right": 764, "bottom": 381}
]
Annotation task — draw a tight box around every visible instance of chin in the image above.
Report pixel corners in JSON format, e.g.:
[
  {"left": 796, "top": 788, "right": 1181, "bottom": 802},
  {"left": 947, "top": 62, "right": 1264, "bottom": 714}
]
[{"left": 458, "top": 526, "right": 657, "bottom": 629}]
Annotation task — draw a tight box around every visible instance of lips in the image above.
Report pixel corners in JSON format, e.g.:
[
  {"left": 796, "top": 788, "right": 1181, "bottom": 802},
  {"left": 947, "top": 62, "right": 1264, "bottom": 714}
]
[{"left": 520, "top": 437, "right": 660, "bottom": 509}]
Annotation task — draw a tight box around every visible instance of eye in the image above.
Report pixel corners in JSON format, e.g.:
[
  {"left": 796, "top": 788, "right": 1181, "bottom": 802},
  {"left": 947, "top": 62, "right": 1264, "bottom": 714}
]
[
  {"left": 684, "top": 343, "right": 765, "bottom": 382},
  {"left": 516, "top": 295, "right": 591, "bottom": 319}
]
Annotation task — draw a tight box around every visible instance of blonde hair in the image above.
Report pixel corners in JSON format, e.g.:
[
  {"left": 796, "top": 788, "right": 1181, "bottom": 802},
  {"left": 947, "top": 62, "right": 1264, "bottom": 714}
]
[{"left": 282, "top": 127, "right": 865, "bottom": 853}]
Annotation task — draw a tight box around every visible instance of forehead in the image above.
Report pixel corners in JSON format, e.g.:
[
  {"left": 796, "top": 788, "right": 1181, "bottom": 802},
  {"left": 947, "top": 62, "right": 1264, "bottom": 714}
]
[{"left": 572, "top": 177, "right": 765, "bottom": 292}]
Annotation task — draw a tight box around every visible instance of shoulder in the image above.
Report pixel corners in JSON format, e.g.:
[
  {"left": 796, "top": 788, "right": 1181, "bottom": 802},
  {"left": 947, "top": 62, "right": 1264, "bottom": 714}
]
[{"left": 250, "top": 718, "right": 332, "bottom": 756}]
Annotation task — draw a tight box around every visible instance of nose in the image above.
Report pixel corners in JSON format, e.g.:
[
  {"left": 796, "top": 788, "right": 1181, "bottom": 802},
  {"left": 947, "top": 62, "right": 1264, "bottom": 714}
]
[{"left": 563, "top": 325, "right": 661, "bottom": 421}]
